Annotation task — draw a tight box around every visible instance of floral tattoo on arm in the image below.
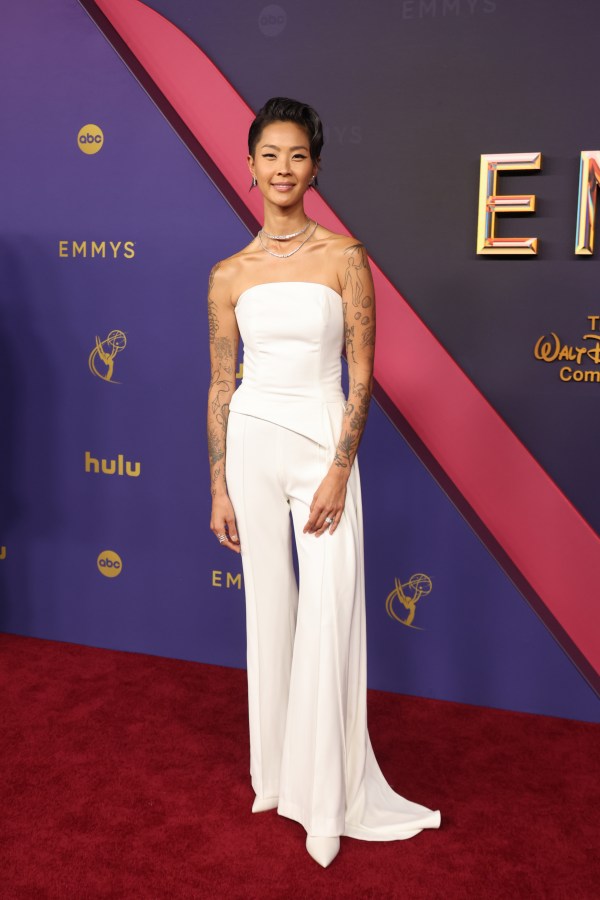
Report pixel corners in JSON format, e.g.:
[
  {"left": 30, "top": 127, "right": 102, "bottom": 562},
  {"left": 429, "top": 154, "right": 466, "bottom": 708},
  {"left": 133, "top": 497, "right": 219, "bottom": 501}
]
[
  {"left": 207, "top": 262, "right": 236, "bottom": 497},
  {"left": 333, "top": 243, "right": 376, "bottom": 471}
]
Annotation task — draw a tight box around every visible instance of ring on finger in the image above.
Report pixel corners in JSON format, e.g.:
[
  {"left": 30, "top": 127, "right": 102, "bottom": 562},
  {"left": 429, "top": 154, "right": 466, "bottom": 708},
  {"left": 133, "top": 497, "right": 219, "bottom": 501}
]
[
  {"left": 324, "top": 516, "right": 334, "bottom": 525},
  {"left": 217, "top": 533, "right": 227, "bottom": 543}
]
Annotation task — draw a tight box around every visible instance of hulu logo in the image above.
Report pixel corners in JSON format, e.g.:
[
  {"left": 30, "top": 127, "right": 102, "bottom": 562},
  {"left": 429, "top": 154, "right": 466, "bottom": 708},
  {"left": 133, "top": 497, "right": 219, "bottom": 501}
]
[{"left": 84, "top": 451, "right": 140, "bottom": 477}]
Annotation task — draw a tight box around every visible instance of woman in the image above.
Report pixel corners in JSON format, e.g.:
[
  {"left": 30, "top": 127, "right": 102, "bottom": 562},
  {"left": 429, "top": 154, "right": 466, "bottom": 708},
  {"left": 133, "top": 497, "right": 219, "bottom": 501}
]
[{"left": 207, "top": 97, "right": 441, "bottom": 867}]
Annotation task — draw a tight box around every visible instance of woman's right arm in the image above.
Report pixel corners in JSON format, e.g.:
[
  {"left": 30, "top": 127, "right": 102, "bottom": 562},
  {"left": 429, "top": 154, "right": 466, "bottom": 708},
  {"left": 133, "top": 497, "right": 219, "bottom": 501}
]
[{"left": 207, "top": 261, "right": 241, "bottom": 553}]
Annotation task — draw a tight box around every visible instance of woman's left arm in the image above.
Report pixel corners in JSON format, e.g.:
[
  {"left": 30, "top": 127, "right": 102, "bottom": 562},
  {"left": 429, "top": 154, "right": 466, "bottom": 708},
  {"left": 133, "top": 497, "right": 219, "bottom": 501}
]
[{"left": 303, "top": 241, "right": 376, "bottom": 537}]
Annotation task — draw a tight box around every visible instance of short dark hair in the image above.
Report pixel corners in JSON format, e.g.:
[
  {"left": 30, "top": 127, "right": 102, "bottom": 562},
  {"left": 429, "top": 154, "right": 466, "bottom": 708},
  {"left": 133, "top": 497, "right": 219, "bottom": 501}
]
[{"left": 248, "top": 97, "right": 324, "bottom": 186}]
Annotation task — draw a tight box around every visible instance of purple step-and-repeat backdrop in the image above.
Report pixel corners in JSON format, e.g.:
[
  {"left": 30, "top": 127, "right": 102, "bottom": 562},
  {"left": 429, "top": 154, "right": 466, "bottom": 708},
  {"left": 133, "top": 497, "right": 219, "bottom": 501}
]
[{"left": 1, "top": 0, "right": 599, "bottom": 722}]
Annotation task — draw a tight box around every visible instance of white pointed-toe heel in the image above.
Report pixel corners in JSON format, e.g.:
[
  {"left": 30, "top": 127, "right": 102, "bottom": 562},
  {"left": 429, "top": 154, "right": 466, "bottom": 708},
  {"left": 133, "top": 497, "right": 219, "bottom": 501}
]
[
  {"left": 251, "top": 796, "right": 278, "bottom": 813},
  {"left": 305, "top": 835, "right": 340, "bottom": 867}
]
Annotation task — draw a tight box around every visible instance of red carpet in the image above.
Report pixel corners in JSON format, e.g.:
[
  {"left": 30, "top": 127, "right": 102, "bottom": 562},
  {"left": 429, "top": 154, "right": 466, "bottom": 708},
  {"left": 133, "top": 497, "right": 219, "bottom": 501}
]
[{"left": 1, "top": 632, "right": 598, "bottom": 899}]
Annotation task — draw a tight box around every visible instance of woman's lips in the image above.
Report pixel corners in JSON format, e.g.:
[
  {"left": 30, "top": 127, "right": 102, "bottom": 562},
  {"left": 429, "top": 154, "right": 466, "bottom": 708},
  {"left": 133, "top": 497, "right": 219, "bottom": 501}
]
[{"left": 272, "top": 183, "right": 294, "bottom": 192}]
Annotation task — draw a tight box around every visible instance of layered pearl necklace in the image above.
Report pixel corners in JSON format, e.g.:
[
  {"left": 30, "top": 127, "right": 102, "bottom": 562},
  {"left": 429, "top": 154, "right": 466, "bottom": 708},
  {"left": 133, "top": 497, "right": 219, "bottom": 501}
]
[{"left": 258, "top": 218, "right": 318, "bottom": 258}]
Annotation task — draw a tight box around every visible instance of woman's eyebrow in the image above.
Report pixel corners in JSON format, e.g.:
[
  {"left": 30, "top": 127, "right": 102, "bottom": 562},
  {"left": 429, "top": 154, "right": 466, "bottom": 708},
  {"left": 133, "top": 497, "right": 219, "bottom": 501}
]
[{"left": 260, "top": 143, "right": 309, "bottom": 151}]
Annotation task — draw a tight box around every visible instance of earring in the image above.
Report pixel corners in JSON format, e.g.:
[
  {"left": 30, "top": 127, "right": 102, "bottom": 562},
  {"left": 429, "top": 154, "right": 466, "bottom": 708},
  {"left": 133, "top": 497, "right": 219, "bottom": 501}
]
[
  {"left": 249, "top": 176, "right": 257, "bottom": 190},
  {"left": 310, "top": 176, "right": 317, "bottom": 189}
]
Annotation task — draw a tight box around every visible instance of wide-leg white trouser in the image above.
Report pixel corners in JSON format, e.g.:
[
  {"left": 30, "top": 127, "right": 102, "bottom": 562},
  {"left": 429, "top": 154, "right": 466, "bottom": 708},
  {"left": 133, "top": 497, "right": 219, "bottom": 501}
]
[{"left": 225, "top": 409, "right": 441, "bottom": 840}]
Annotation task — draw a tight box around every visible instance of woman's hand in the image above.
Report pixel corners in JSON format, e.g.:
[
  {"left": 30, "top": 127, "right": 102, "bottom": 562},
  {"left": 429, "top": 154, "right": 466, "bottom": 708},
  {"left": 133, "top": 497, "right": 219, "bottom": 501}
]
[
  {"left": 303, "top": 468, "right": 349, "bottom": 537},
  {"left": 210, "top": 493, "right": 241, "bottom": 553}
]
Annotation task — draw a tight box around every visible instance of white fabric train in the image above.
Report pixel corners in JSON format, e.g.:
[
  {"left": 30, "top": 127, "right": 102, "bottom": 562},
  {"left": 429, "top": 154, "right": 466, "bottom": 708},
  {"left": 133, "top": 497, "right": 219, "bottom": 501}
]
[{"left": 225, "top": 281, "right": 441, "bottom": 839}]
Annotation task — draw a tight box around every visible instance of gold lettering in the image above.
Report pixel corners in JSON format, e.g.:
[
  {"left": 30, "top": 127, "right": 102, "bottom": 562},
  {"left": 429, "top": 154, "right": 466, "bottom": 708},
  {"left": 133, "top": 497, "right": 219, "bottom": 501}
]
[
  {"left": 477, "top": 152, "right": 541, "bottom": 254},
  {"left": 559, "top": 366, "right": 600, "bottom": 382},
  {"left": 557, "top": 345, "right": 575, "bottom": 361},
  {"left": 582, "top": 335, "right": 600, "bottom": 364},
  {"left": 575, "top": 151, "right": 600, "bottom": 255},
  {"left": 85, "top": 451, "right": 99, "bottom": 473},
  {"left": 533, "top": 333, "right": 560, "bottom": 362},
  {"left": 212, "top": 571, "right": 242, "bottom": 588},
  {"left": 85, "top": 451, "right": 140, "bottom": 476},
  {"left": 536, "top": 317, "right": 600, "bottom": 382},
  {"left": 58, "top": 240, "right": 134, "bottom": 258},
  {"left": 226, "top": 573, "right": 242, "bottom": 589}
]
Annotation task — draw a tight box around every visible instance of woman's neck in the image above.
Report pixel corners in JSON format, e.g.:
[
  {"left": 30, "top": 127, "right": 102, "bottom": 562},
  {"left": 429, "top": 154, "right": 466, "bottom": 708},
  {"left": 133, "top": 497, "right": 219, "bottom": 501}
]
[{"left": 261, "top": 201, "right": 309, "bottom": 236}]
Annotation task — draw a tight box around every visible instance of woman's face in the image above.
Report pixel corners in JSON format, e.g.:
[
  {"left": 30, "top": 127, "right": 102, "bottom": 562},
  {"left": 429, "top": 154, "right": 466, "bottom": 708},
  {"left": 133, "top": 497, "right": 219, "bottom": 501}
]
[{"left": 248, "top": 120, "right": 318, "bottom": 204}]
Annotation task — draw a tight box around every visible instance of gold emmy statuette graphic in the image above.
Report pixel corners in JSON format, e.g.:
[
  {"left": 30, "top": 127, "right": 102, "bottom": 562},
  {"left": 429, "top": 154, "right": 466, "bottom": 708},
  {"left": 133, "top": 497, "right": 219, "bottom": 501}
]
[
  {"left": 0, "top": 546, "right": 6, "bottom": 560},
  {"left": 77, "top": 123, "right": 104, "bottom": 154},
  {"left": 89, "top": 329, "right": 127, "bottom": 383},
  {"left": 97, "top": 550, "right": 122, "bottom": 578},
  {"left": 385, "top": 574, "right": 433, "bottom": 630}
]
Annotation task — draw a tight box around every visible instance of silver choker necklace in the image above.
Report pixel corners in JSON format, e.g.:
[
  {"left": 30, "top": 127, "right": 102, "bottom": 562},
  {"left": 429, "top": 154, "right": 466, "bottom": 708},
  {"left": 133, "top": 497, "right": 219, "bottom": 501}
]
[
  {"left": 258, "top": 219, "right": 318, "bottom": 258},
  {"left": 261, "top": 218, "right": 311, "bottom": 240}
]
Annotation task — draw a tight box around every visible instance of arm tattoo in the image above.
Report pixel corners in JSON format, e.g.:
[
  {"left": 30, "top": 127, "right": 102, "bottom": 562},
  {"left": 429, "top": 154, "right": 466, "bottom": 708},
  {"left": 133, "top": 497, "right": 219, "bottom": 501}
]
[
  {"left": 334, "top": 432, "right": 355, "bottom": 470},
  {"left": 333, "top": 244, "right": 376, "bottom": 472},
  {"left": 207, "top": 261, "right": 222, "bottom": 345},
  {"left": 341, "top": 242, "right": 375, "bottom": 363},
  {"left": 333, "top": 379, "right": 372, "bottom": 470},
  {"left": 206, "top": 262, "right": 237, "bottom": 497}
]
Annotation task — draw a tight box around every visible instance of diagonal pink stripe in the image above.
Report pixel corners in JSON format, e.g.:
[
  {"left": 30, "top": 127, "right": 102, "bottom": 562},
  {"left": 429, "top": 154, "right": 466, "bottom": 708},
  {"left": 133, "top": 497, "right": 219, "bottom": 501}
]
[{"left": 92, "top": 0, "right": 600, "bottom": 679}]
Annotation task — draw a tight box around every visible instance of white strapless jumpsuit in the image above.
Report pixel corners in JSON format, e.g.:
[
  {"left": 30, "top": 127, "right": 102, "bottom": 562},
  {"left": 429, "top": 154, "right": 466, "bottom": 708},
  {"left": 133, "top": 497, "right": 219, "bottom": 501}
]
[{"left": 225, "top": 281, "right": 441, "bottom": 839}]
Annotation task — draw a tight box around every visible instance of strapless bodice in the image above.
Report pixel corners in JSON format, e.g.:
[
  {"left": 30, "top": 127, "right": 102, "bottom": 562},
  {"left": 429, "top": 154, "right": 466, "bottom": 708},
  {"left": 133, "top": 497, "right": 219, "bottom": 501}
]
[{"left": 229, "top": 281, "right": 346, "bottom": 446}]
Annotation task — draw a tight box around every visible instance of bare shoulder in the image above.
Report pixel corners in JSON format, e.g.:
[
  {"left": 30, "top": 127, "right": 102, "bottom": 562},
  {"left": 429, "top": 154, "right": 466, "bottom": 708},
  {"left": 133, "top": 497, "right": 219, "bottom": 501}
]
[
  {"left": 339, "top": 235, "right": 369, "bottom": 261},
  {"left": 208, "top": 238, "right": 261, "bottom": 304},
  {"left": 317, "top": 231, "right": 371, "bottom": 286},
  {"left": 314, "top": 226, "right": 369, "bottom": 262},
  {"left": 208, "top": 257, "right": 229, "bottom": 296}
]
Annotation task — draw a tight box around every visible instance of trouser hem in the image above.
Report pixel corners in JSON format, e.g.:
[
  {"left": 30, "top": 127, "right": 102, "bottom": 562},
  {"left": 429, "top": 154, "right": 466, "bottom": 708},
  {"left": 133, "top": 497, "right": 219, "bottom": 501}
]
[{"left": 277, "top": 798, "right": 344, "bottom": 837}]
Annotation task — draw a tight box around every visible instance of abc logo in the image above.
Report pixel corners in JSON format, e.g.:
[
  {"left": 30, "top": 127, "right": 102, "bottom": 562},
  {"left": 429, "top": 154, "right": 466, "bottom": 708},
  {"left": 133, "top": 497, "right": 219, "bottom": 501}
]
[
  {"left": 258, "top": 4, "right": 287, "bottom": 36},
  {"left": 97, "top": 549, "right": 122, "bottom": 578},
  {"left": 78, "top": 124, "right": 104, "bottom": 155}
]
